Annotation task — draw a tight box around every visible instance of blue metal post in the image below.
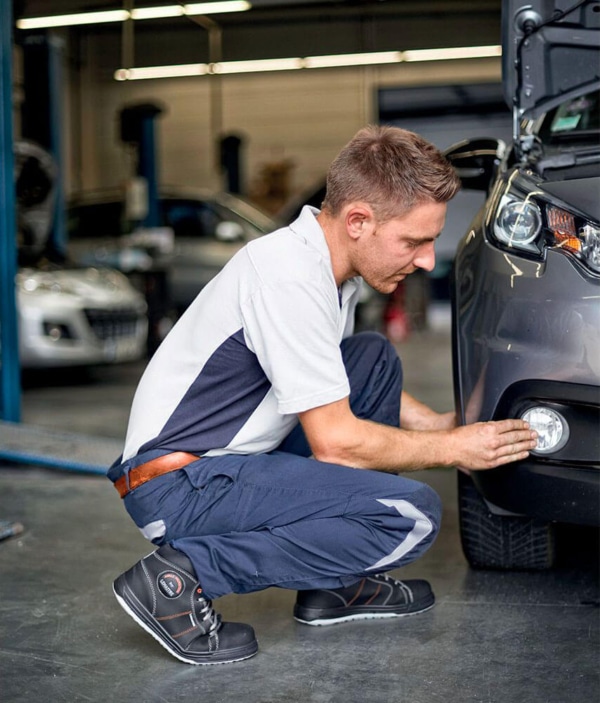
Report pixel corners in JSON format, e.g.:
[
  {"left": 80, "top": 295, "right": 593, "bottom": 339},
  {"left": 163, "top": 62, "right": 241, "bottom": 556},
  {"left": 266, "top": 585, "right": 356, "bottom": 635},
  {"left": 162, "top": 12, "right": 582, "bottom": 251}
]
[
  {"left": 48, "top": 34, "right": 66, "bottom": 257},
  {"left": 139, "top": 115, "right": 160, "bottom": 228},
  {"left": 0, "top": 0, "right": 21, "bottom": 421}
]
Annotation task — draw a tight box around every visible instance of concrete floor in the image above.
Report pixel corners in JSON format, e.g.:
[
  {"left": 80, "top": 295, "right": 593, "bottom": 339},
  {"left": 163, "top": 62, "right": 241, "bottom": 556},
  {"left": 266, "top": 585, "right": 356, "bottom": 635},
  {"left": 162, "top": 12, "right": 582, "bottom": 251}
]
[{"left": 1, "top": 318, "right": 598, "bottom": 703}]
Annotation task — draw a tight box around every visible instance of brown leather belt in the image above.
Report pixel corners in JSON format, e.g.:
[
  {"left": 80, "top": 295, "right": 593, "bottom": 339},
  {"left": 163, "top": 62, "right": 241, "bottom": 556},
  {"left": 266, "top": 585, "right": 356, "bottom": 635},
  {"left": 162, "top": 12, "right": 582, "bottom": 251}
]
[{"left": 114, "top": 451, "right": 200, "bottom": 498}]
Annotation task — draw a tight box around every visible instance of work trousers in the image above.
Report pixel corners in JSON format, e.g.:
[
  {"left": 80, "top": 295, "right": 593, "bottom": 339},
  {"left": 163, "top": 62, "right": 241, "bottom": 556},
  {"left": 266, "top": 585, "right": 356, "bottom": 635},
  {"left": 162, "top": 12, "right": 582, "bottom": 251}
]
[{"left": 117, "top": 332, "right": 442, "bottom": 599}]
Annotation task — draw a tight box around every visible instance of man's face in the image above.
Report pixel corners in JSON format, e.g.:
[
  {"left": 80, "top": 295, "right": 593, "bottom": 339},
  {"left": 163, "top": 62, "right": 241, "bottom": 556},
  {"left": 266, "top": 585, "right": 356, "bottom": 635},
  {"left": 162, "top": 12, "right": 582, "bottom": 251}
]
[{"left": 350, "top": 200, "right": 447, "bottom": 295}]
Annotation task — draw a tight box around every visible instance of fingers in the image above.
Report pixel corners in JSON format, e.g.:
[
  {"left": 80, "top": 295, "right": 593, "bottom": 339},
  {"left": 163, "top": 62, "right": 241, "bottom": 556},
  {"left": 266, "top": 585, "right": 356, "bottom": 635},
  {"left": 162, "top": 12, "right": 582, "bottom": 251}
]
[{"left": 463, "top": 419, "right": 538, "bottom": 471}]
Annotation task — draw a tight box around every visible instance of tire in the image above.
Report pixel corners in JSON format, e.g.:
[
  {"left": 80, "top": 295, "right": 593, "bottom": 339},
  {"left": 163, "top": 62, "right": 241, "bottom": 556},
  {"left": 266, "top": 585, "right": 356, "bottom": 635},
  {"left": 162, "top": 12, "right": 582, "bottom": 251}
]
[{"left": 457, "top": 471, "right": 556, "bottom": 570}]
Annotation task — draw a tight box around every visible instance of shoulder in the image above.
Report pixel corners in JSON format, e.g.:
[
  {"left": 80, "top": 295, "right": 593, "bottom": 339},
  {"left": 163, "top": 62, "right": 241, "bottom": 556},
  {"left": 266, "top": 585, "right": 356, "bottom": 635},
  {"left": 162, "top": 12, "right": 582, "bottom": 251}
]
[{"left": 244, "top": 207, "right": 329, "bottom": 284}]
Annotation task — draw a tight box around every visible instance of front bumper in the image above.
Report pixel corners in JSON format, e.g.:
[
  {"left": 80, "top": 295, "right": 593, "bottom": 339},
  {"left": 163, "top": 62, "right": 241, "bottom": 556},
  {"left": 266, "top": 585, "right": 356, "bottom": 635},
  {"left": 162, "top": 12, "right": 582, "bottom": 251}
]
[{"left": 473, "top": 380, "right": 599, "bottom": 526}]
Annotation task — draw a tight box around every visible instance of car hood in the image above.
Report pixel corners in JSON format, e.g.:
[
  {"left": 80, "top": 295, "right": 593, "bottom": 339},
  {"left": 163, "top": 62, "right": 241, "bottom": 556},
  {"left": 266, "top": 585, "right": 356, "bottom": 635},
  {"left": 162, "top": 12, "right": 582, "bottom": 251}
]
[
  {"left": 502, "top": 0, "right": 600, "bottom": 121},
  {"left": 17, "top": 266, "right": 144, "bottom": 306},
  {"left": 539, "top": 175, "right": 600, "bottom": 222}
]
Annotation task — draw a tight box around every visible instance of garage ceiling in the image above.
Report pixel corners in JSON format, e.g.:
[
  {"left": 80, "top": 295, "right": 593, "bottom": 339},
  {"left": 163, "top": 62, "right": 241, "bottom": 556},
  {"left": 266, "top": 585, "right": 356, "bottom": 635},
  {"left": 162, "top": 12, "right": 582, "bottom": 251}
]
[{"left": 13, "top": 1, "right": 503, "bottom": 71}]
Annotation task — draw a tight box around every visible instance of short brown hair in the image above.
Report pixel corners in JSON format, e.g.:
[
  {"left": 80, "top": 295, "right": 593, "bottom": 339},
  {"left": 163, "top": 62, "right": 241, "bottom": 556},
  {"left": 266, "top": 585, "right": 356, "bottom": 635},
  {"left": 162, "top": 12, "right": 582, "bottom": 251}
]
[{"left": 321, "top": 124, "right": 461, "bottom": 221}]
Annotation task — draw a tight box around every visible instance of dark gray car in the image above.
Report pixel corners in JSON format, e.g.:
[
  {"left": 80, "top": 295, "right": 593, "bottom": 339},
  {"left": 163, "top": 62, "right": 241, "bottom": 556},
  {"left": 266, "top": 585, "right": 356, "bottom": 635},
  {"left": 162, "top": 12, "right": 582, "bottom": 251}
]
[
  {"left": 67, "top": 187, "right": 275, "bottom": 314},
  {"left": 445, "top": 0, "right": 599, "bottom": 569}
]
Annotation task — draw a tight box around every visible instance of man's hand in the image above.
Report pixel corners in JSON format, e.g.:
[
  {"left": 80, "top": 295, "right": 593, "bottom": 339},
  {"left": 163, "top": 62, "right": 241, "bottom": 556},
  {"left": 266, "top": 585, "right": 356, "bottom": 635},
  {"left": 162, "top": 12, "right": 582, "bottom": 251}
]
[{"left": 448, "top": 419, "right": 537, "bottom": 471}]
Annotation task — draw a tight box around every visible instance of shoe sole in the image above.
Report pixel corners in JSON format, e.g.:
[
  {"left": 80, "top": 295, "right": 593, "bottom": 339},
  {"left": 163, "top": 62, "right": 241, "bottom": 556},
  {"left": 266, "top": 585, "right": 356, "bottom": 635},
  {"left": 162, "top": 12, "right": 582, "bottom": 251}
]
[
  {"left": 113, "top": 578, "right": 258, "bottom": 665},
  {"left": 293, "top": 597, "right": 435, "bottom": 627}
]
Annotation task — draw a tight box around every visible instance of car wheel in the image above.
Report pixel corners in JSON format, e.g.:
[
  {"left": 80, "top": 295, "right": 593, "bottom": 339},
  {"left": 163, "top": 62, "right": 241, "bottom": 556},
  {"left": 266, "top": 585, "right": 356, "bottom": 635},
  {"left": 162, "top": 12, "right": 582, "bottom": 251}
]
[{"left": 457, "top": 471, "right": 556, "bottom": 570}]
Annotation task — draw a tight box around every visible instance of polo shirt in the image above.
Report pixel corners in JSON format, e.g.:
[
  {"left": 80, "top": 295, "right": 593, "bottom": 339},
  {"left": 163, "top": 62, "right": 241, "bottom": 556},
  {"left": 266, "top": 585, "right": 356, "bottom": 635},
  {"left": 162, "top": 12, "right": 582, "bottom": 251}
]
[{"left": 122, "top": 206, "right": 362, "bottom": 461}]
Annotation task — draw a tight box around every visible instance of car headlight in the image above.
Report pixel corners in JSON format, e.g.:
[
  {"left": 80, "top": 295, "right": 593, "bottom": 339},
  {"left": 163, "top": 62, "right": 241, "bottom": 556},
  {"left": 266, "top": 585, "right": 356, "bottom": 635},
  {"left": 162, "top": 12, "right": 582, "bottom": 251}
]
[
  {"left": 494, "top": 194, "right": 542, "bottom": 252},
  {"left": 492, "top": 190, "right": 600, "bottom": 273},
  {"left": 17, "top": 274, "right": 77, "bottom": 296}
]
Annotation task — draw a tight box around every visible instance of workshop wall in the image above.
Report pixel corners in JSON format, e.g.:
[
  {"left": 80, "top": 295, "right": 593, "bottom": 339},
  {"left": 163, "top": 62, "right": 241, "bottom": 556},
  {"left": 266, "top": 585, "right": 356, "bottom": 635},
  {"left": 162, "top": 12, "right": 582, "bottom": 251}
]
[{"left": 70, "top": 48, "right": 500, "bottom": 209}]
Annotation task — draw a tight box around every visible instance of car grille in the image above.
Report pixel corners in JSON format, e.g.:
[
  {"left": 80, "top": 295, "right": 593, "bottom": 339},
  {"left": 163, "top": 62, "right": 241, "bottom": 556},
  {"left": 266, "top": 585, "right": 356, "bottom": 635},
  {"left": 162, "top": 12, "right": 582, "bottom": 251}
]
[{"left": 84, "top": 308, "right": 142, "bottom": 341}]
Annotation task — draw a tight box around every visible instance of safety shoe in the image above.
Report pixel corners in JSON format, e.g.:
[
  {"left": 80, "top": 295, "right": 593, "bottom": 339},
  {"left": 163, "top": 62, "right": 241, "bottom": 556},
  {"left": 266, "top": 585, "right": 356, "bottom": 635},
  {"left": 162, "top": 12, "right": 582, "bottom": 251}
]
[
  {"left": 113, "top": 544, "right": 258, "bottom": 664},
  {"left": 294, "top": 574, "right": 434, "bottom": 626}
]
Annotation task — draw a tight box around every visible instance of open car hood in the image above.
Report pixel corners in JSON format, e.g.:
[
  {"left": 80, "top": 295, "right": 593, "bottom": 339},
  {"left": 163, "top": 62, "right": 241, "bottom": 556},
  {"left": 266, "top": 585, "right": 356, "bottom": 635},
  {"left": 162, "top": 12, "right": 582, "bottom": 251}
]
[{"left": 502, "top": 0, "right": 600, "bottom": 125}]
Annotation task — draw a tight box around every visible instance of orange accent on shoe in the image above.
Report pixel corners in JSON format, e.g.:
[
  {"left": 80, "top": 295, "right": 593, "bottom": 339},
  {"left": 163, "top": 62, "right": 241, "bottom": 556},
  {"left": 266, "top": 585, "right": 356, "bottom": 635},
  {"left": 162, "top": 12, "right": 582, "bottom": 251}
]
[
  {"left": 347, "top": 579, "right": 366, "bottom": 606},
  {"left": 157, "top": 610, "right": 192, "bottom": 621},
  {"left": 364, "top": 584, "right": 382, "bottom": 605}
]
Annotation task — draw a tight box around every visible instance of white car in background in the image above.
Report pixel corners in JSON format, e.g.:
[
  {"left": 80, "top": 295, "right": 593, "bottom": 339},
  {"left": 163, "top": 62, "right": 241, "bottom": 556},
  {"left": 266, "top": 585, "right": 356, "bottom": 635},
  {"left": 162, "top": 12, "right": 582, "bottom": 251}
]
[{"left": 17, "top": 265, "right": 148, "bottom": 368}]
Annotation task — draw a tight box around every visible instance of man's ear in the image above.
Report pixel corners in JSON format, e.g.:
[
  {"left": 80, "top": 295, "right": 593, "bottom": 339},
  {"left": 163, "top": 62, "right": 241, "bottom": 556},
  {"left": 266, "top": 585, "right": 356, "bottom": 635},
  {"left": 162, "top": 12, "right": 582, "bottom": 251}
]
[{"left": 345, "top": 203, "right": 375, "bottom": 240}]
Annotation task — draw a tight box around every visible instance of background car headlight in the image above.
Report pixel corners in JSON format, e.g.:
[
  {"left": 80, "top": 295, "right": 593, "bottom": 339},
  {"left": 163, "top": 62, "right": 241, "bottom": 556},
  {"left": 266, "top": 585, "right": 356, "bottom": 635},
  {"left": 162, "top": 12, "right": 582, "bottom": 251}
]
[
  {"left": 521, "top": 406, "right": 570, "bottom": 454},
  {"left": 493, "top": 194, "right": 542, "bottom": 251}
]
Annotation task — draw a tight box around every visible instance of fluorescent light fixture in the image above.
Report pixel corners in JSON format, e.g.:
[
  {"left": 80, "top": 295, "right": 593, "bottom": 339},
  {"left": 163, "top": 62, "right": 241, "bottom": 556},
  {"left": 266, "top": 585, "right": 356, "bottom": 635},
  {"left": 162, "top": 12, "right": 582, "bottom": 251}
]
[
  {"left": 16, "top": 2, "right": 251, "bottom": 30},
  {"left": 403, "top": 45, "right": 502, "bottom": 62},
  {"left": 185, "top": 1, "right": 251, "bottom": 14},
  {"left": 304, "top": 51, "right": 401, "bottom": 69},
  {"left": 115, "top": 64, "right": 211, "bottom": 81},
  {"left": 130, "top": 6, "right": 185, "bottom": 20},
  {"left": 17, "top": 10, "right": 129, "bottom": 29},
  {"left": 214, "top": 57, "right": 304, "bottom": 74},
  {"left": 115, "top": 44, "right": 502, "bottom": 80}
]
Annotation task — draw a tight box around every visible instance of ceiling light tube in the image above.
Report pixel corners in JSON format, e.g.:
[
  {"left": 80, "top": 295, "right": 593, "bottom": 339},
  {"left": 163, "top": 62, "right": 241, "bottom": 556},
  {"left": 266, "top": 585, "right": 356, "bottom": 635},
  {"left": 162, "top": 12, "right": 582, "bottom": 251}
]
[
  {"left": 403, "top": 45, "right": 501, "bottom": 62},
  {"left": 17, "top": 2, "right": 251, "bottom": 30},
  {"left": 114, "top": 44, "right": 502, "bottom": 81},
  {"left": 115, "top": 63, "right": 210, "bottom": 80},
  {"left": 213, "top": 57, "right": 304, "bottom": 74},
  {"left": 304, "top": 51, "right": 401, "bottom": 69},
  {"left": 131, "top": 6, "right": 185, "bottom": 20},
  {"left": 184, "top": 1, "right": 252, "bottom": 14},
  {"left": 17, "top": 9, "right": 129, "bottom": 29}
]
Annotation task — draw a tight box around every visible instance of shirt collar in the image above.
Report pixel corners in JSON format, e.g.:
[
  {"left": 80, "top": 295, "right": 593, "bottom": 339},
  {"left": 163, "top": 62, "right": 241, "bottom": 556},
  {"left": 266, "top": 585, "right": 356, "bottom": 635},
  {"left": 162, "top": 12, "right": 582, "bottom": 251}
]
[{"left": 289, "top": 205, "right": 363, "bottom": 296}]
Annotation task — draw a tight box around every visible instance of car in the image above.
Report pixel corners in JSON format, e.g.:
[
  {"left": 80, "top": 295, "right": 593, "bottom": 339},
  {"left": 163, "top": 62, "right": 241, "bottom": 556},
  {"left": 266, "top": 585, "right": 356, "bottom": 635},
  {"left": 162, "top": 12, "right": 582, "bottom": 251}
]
[
  {"left": 9, "top": 140, "right": 149, "bottom": 370},
  {"left": 444, "top": 0, "right": 600, "bottom": 570},
  {"left": 17, "top": 264, "right": 148, "bottom": 369},
  {"left": 66, "top": 187, "right": 276, "bottom": 314}
]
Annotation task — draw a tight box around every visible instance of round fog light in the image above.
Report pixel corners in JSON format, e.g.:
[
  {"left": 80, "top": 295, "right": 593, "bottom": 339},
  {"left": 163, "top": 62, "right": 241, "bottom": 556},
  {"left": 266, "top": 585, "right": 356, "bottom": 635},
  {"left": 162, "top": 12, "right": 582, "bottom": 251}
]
[{"left": 521, "top": 406, "right": 569, "bottom": 454}]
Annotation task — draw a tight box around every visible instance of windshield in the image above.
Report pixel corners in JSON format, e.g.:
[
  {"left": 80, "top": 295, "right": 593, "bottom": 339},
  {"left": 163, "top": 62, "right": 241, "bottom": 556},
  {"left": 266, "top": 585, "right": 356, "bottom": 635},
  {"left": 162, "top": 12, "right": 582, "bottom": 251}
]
[{"left": 538, "top": 90, "right": 600, "bottom": 144}]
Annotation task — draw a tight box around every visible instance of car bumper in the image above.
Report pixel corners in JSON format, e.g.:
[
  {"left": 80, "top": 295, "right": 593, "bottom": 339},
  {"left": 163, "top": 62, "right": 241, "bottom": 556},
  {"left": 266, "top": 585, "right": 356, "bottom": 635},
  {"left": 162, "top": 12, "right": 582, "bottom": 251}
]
[{"left": 19, "top": 305, "right": 148, "bottom": 368}]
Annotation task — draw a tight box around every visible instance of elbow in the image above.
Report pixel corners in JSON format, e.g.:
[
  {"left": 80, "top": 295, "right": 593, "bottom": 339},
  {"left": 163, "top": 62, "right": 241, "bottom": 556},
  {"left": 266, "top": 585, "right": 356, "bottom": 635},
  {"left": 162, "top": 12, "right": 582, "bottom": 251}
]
[{"left": 309, "top": 434, "right": 362, "bottom": 468}]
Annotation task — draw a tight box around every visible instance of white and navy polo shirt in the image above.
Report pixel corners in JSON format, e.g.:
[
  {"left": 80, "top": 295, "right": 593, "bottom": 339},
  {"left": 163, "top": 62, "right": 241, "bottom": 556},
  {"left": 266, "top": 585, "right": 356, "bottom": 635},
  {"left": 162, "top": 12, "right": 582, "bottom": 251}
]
[{"left": 122, "top": 206, "right": 363, "bottom": 461}]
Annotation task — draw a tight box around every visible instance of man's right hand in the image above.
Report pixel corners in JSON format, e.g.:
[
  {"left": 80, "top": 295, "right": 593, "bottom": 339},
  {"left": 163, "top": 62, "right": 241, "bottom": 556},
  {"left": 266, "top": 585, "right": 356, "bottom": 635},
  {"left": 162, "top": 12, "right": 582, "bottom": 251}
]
[{"left": 448, "top": 419, "right": 538, "bottom": 471}]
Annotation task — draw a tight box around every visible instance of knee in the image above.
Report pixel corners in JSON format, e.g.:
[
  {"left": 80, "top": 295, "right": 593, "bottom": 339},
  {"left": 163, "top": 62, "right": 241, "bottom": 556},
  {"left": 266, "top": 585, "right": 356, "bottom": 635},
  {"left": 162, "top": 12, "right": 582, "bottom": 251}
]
[
  {"left": 345, "top": 331, "right": 400, "bottom": 367},
  {"left": 413, "top": 482, "right": 443, "bottom": 534}
]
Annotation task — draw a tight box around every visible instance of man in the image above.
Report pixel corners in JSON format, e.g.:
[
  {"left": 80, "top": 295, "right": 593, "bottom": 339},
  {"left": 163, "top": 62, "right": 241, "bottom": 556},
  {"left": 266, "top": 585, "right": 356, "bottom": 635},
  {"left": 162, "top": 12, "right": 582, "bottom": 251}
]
[{"left": 108, "top": 125, "right": 537, "bottom": 666}]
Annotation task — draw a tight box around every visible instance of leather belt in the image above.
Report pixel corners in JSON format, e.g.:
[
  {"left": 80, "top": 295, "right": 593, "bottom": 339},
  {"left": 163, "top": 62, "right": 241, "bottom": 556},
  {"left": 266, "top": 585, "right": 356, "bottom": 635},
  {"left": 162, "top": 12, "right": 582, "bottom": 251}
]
[{"left": 114, "top": 451, "right": 200, "bottom": 498}]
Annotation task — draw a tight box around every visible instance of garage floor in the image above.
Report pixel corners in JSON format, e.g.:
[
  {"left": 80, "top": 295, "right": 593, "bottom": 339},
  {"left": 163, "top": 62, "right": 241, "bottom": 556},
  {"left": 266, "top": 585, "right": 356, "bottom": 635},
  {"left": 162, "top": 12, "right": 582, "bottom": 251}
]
[{"left": 1, "top": 313, "right": 598, "bottom": 703}]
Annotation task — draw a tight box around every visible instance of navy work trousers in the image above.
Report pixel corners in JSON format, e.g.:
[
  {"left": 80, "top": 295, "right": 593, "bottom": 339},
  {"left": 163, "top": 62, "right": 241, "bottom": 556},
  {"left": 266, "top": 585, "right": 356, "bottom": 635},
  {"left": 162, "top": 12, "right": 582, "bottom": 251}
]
[{"left": 116, "top": 332, "right": 442, "bottom": 599}]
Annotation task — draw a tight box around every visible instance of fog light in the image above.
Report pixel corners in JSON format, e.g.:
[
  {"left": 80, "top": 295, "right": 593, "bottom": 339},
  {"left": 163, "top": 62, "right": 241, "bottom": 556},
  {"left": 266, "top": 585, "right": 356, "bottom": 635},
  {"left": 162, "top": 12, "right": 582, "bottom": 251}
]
[
  {"left": 43, "top": 322, "right": 73, "bottom": 341},
  {"left": 521, "top": 406, "right": 569, "bottom": 454}
]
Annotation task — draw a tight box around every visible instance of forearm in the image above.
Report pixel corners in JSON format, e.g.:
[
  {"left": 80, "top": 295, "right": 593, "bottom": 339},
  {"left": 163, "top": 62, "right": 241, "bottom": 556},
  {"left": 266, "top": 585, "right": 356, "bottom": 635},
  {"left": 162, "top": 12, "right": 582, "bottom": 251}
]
[
  {"left": 400, "top": 391, "right": 457, "bottom": 431},
  {"left": 299, "top": 398, "right": 537, "bottom": 474},
  {"left": 324, "top": 418, "right": 455, "bottom": 473}
]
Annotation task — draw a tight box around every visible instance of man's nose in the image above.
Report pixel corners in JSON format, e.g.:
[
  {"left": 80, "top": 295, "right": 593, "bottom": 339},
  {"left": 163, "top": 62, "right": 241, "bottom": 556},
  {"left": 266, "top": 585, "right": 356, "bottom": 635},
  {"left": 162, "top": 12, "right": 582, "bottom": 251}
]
[{"left": 414, "top": 242, "right": 436, "bottom": 272}]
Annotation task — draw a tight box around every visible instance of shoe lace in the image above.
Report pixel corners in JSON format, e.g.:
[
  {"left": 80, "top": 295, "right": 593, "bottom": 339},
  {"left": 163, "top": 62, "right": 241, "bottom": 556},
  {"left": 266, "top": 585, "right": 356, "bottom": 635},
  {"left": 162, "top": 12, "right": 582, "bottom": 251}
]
[{"left": 196, "top": 593, "right": 221, "bottom": 635}]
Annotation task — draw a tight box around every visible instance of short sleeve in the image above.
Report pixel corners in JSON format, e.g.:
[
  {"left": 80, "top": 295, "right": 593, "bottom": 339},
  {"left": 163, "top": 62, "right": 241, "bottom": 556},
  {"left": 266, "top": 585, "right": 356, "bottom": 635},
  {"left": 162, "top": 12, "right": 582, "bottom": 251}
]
[{"left": 240, "top": 276, "right": 350, "bottom": 414}]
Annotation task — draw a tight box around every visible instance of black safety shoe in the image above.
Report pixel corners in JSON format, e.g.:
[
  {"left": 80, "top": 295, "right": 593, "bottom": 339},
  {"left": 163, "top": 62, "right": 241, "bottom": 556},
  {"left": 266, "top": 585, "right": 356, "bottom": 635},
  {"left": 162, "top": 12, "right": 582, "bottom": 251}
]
[
  {"left": 113, "top": 544, "right": 258, "bottom": 664},
  {"left": 294, "top": 574, "right": 434, "bottom": 626}
]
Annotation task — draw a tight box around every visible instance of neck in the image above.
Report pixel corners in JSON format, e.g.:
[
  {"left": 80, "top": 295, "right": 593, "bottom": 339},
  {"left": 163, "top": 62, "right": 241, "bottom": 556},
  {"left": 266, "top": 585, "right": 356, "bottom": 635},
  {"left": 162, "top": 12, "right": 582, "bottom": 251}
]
[{"left": 316, "top": 210, "right": 356, "bottom": 287}]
